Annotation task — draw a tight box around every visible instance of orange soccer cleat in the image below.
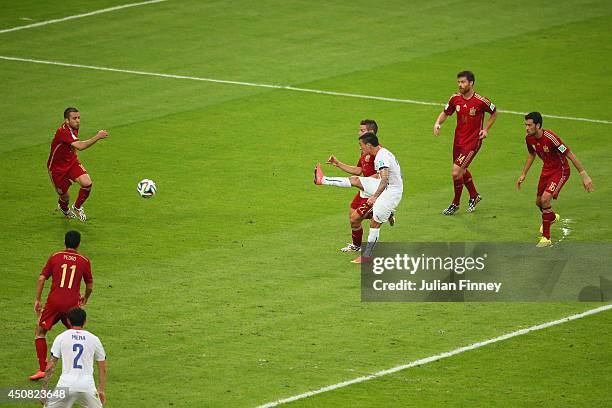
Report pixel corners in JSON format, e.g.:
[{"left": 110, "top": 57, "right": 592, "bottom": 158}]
[
  {"left": 351, "top": 256, "right": 373, "bottom": 264},
  {"left": 29, "top": 370, "right": 45, "bottom": 381},
  {"left": 313, "top": 163, "right": 324, "bottom": 185}
]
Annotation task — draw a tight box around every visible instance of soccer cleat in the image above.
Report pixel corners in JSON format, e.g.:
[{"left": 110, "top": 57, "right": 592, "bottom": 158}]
[
  {"left": 351, "top": 255, "right": 373, "bottom": 264},
  {"left": 57, "top": 203, "right": 76, "bottom": 219},
  {"left": 72, "top": 205, "right": 87, "bottom": 222},
  {"left": 29, "top": 370, "right": 45, "bottom": 381},
  {"left": 540, "top": 213, "right": 561, "bottom": 234},
  {"left": 466, "top": 194, "right": 482, "bottom": 213},
  {"left": 340, "top": 243, "right": 360, "bottom": 252},
  {"left": 536, "top": 237, "right": 552, "bottom": 247},
  {"left": 442, "top": 203, "right": 459, "bottom": 215},
  {"left": 388, "top": 212, "right": 395, "bottom": 226},
  {"left": 313, "top": 163, "right": 324, "bottom": 185}
]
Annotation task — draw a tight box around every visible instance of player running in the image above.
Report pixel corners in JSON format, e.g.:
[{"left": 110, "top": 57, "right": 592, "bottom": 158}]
[
  {"left": 433, "top": 71, "right": 498, "bottom": 215},
  {"left": 30, "top": 231, "right": 94, "bottom": 381},
  {"left": 315, "top": 132, "right": 403, "bottom": 263},
  {"left": 325, "top": 119, "right": 394, "bottom": 253},
  {"left": 41, "top": 307, "right": 106, "bottom": 408},
  {"left": 48, "top": 107, "right": 108, "bottom": 221},
  {"left": 517, "top": 112, "right": 593, "bottom": 247}
]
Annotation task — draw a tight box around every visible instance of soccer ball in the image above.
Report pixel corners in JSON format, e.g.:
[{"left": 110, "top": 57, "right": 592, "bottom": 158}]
[{"left": 137, "top": 179, "right": 157, "bottom": 198}]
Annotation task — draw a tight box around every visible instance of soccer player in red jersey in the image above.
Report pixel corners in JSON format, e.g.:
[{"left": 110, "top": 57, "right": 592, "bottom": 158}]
[
  {"left": 433, "top": 71, "right": 498, "bottom": 215},
  {"left": 29, "top": 230, "right": 94, "bottom": 381},
  {"left": 325, "top": 120, "right": 392, "bottom": 252},
  {"left": 517, "top": 112, "right": 593, "bottom": 247},
  {"left": 48, "top": 107, "right": 108, "bottom": 221}
]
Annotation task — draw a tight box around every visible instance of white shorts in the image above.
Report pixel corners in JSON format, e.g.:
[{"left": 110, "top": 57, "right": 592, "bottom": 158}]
[
  {"left": 45, "top": 390, "right": 102, "bottom": 408},
  {"left": 358, "top": 177, "right": 403, "bottom": 223}
]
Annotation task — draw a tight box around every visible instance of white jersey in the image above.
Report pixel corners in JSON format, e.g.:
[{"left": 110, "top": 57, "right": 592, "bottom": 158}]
[
  {"left": 374, "top": 147, "right": 403, "bottom": 191},
  {"left": 50, "top": 329, "right": 106, "bottom": 393}
]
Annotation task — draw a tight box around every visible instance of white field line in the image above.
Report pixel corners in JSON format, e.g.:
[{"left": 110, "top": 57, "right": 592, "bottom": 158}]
[
  {"left": 255, "top": 303, "right": 612, "bottom": 408},
  {"left": 0, "top": 0, "right": 167, "bottom": 34},
  {"left": 0, "top": 55, "right": 611, "bottom": 125}
]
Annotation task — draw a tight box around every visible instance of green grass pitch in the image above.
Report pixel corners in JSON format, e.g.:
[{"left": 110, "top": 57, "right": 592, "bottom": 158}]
[{"left": 0, "top": 0, "right": 611, "bottom": 406}]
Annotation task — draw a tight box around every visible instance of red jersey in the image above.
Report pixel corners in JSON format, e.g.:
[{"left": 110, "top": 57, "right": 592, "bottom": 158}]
[
  {"left": 525, "top": 129, "right": 571, "bottom": 174},
  {"left": 443, "top": 92, "right": 496, "bottom": 148},
  {"left": 41, "top": 249, "right": 92, "bottom": 311},
  {"left": 358, "top": 154, "right": 376, "bottom": 176},
  {"left": 47, "top": 123, "right": 80, "bottom": 173}
]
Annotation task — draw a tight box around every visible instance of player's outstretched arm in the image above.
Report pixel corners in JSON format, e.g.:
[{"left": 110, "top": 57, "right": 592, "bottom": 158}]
[
  {"left": 71, "top": 130, "right": 108, "bottom": 151},
  {"left": 326, "top": 155, "right": 362, "bottom": 175},
  {"left": 96, "top": 360, "right": 107, "bottom": 404},
  {"left": 517, "top": 152, "right": 536, "bottom": 190},
  {"left": 567, "top": 151, "right": 594, "bottom": 192},
  {"left": 479, "top": 110, "right": 498, "bottom": 139},
  {"left": 367, "top": 168, "right": 389, "bottom": 205},
  {"left": 433, "top": 112, "right": 448, "bottom": 136}
]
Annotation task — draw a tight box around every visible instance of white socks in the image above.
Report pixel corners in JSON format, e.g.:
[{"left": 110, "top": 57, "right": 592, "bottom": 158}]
[
  {"left": 322, "top": 177, "right": 351, "bottom": 187},
  {"left": 364, "top": 227, "right": 380, "bottom": 257}
]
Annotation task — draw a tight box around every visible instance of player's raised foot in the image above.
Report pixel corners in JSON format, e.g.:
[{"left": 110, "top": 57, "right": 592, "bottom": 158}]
[
  {"left": 29, "top": 370, "right": 45, "bottom": 381},
  {"left": 313, "top": 163, "right": 324, "bottom": 185},
  {"left": 539, "top": 213, "right": 561, "bottom": 234},
  {"left": 388, "top": 212, "right": 395, "bottom": 226},
  {"left": 466, "top": 194, "right": 482, "bottom": 213},
  {"left": 536, "top": 237, "right": 552, "bottom": 248},
  {"left": 442, "top": 203, "right": 459, "bottom": 215},
  {"left": 351, "top": 255, "right": 373, "bottom": 264},
  {"left": 71, "top": 205, "right": 86, "bottom": 222},
  {"left": 57, "top": 203, "right": 76, "bottom": 219},
  {"left": 340, "top": 243, "right": 360, "bottom": 252}
]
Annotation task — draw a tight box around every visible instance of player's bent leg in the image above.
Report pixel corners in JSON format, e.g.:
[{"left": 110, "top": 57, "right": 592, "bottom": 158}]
[
  {"left": 341, "top": 209, "right": 364, "bottom": 252},
  {"left": 538, "top": 192, "right": 556, "bottom": 245},
  {"left": 444, "top": 164, "right": 464, "bottom": 215}
]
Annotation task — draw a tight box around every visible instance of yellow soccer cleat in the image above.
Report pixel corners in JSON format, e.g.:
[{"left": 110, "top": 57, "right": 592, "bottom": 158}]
[
  {"left": 536, "top": 237, "right": 552, "bottom": 247},
  {"left": 539, "top": 213, "right": 560, "bottom": 234}
]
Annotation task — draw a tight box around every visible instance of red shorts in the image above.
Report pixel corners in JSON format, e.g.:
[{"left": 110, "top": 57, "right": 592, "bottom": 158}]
[
  {"left": 38, "top": 303, "right": 77, "bottom": 331},
  {"left": 350, "top": 193, "right": 373, "bottom": 219},
  {"left": 49, "top": 162, "right": 87, "bottom": 195},
  {"left": 537, "top": 168, "right": 570, "bottom": 199},
  {"left": 453, "top": 143, "right": 481, "bottom": 169}
]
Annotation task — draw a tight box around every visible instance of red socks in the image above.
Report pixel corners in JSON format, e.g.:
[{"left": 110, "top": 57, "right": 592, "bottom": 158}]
[
  {"left": 453, "top": 178, "right": 463, "bottom": 205},
  {"left": 541, "top": 207, "right": 556, "bottom": 239},
  {"left": 58, "top": 197, "right": 69, "bottom": 212},
  {"left": 75, "top": 184, "right": 92, "bottom": 208},
  {"left": 35, "top": 337, "right": 47, "bottom": 372},
  {"left": 464, "top": 170, "right": 478, "bottom": 198},
  {"left": 352, "top": 227, "right": 363, "bottom": 247}
]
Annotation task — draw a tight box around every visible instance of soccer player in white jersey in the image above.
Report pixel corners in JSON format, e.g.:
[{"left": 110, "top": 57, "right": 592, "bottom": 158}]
[
  {"left": 315, "top": 132, "right": 403, "bottom": 263},
  {"left": 42, "top": 308, "right": 106, "bottom": 408}
]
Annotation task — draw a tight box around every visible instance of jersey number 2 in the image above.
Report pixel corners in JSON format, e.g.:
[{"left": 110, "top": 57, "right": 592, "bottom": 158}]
[
  {"left": 60, "top": 264, "right": 76, "bottom": 289},
  {"left": 73, "top": 343, "right": 84, "bottom": 369}
]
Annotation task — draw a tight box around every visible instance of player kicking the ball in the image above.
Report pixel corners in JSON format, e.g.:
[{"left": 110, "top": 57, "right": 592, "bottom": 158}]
[
  {"left": 433, "top": 71, "right": 497, "bottom": 215},
  {"left": 325, "top": 119, "right": 394, "bottom": 253},
  {"left": 48, "top": 107, "right": 108, "bottom": 221},
  {"left": 315, "top": 132, "right": 403, "bottom": 263},
  {"left": 517, "top": 112, "right": 593, "bottom": 247}
]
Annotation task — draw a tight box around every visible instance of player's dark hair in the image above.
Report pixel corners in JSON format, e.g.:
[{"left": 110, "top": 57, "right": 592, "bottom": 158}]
[
  {"left": 457, "top": 70, "right": 475, "bottom": 83},
  {"left": 67, "top": 307, "right": 87, "bottom": 327},
  {"left": 65, "top": 230, "right": 81, "bottom": 249},
  {"left": 64, "top": 107, "right": 79, "bottom": 119},
  {"left": 360, "top": 119, "right": 378, "bottom": 135},
  {"left": 525, "top": 112, "right": 543, "bottom": 127},
  {"left": 359, "top": 132, "right": 379, "bottom": 146}
]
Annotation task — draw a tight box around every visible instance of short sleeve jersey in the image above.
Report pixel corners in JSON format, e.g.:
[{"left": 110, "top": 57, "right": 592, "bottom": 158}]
[
  {"left": 358, "top": 154, "right": 377, "bottom": 177},
  {"left": 443, "top": 92, "right": 496, "bottom": 148},
  {"left": 374, "top": 148, "right": 403, "bottom": 191},
  {"left": 41, "top": 249, "right": 92, "bottom": 311},
  {"left": 525, "top": 129, "right": 571, "bottom": 173},
  {"left": 51, "top": 329, "right": 106, "bottom": 392},
  {"left": 47, "top": 124, "right": 80, "bottom": 173}
]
